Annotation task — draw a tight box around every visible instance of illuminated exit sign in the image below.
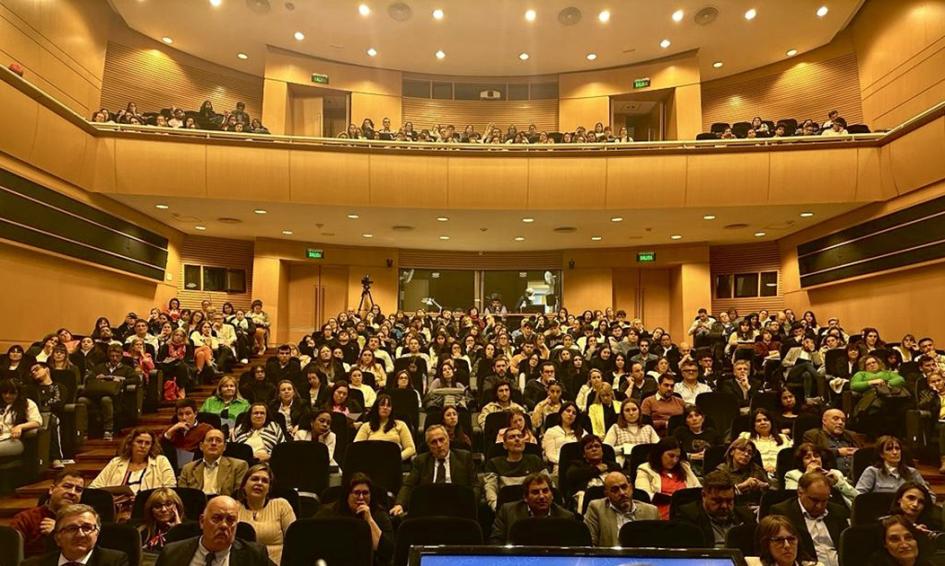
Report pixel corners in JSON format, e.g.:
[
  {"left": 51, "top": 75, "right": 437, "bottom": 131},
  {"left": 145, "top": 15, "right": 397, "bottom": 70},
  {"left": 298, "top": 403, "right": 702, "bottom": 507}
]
[
  {"left": 306, "top": 248, "right": 324, "bottom": 259},
  {"left": 633, "top": 77, "right": 651, "bottom": 89},
  {"left": 637, "top": 251, "right": 656, "bottom": 263},
  {"left": 311, "top": 73, "right": 330, "bottom": 85}
]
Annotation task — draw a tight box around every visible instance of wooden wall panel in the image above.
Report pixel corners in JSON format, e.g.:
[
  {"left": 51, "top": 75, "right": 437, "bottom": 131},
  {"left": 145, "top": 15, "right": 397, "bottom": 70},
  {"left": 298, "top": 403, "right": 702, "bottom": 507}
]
[
  {"left": 402, "top": 98, "right": 558, "bottom": 132},
  {"left": 101, "top": 36, "right": 263, "bottom": 120},
  {"left": 710, "top": 242, "right": 785, "bottom": 315},
  {"left": 606, "top": 155, "right": 687, "bottom": 209},
  {"left": 686, "top": 153, "right": 769, "bottom": 207},
  {"left": 398, "top": 250, "right": 562, "bottom": 270},
  {"left": 206, "top": 145, "right": 290, "bottom": 202},
  {"left": 527, "top": 157, "right": 606, "bottom": 209},
  {"left": 369, "top": 154, "right": 448, "bottom": 208},
  {"left": 177, "top": 235, "right": 254, "bottom": 311},
  {"left": 289, "top": 150, "right": 370, "bottom": 206},
  {"left": 641, "top": 269, "right": 672, "bottom": 335},
  {"left": 447, "top": 157, "right": 528, "bottom": 209},
  {"left": 701, "top": 52, "right": 864, "bottom": 131},
  {"left": 564, "top": 268, "right": 613, "bottom": 313},
  {"left": 768, "top": 149, "right": 858, "bottom": 204}
]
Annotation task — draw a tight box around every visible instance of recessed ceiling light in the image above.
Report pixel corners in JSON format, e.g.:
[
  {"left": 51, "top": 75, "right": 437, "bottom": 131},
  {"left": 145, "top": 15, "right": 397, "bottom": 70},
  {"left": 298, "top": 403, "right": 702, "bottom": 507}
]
[
  {"left": 598, "top": 10, "right": 610, "bottom": 23},
  {"left": 672, "top": 9, "right": 684, "bottom": 22},
  {"left": 347, "top": 213, "right": 360, "bottom": 219},
  {"left": 253, "top": 209, "right": 267, "bottom": 214},
  {"left": 282, "top": 230, "right": 293, "bottom": 235},
  {"left": 514, "top": 236, "right": 525, "bottom": 241},
  {"left": 362, "top": 233, "right": 373, "bottom": 238},
  {"left": 786, "top": 48, "right": 798, "bottom": 57},
  {"left": 519, "top": 52, "right": 530, "bottom": 61},
  {"left": 209, "top": 0, "right": 221, "bottom": 6},
  {"left": 436, "top": 216, "right": 449, "bottom": 222},
  {"left": 754, "top": 231, "right": 766, "bottom": 237},
  {"left": 293, "top": 31, "right": 305, "bottom": 41},
  {"left": 816, "top": 5, "right": 829, "bottom": 17},
  {"left": 660, "top": 39, "right": 671, "bottom": 49},
  {"left": 432, "top": 8, "right": 444, "bottom": 20},
  {"left": 800, "top": 211, "right": 815, "bottom": 218},
  {"left": 744, "top": 8, "right": 757, "bottom": 20},
  {"left": 358, "top": 4, "right": 370, "bottom": 16},
  {"left": 524, "top": 9, "right": 536, "bottom": 21},
  {"left": 670, "top": 234, "right": 683, "bottom": 240},
  {"left": 522, "top": 217, "right": 535, "bottom": 223},
  {"left": 236, "top": 52, "right": 248, "bottom": 60},
  {"left": 591, "top": 236, "right": 603, "bottom": 241},
  {"left": 713, "top": 61, "right": 723, "bottom": 69},
  {"left": 161, "top": 36, "right": 173, "bottom": 44},
  {"left": 366, "top": 48, "right": 377, "bottom": 57},
  {"left": 195, "top": 225, "right": 207, "bottom": 231},
  {"left": 610, "top": 217, "right": 623, "bottom": 222},
  {"left": 439, "top": 235, "right": 450, "bottom": 240},
  {"left": 703, "top": 214, "right": 717, "bottom": 220},
  {"left": 435, "top": 50, "right": 446, "bottom": 60},
  {"left": 586, "top": 53, "right": 597, "bottom": 61},
  {"left": 155, "top": 204, "right": 169, "bottom": 210}
]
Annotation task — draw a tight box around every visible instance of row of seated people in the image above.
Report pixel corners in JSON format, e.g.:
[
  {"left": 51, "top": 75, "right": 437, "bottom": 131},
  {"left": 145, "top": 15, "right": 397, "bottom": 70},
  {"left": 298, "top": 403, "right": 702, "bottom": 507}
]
[
  {"left": 9, "top": 413, "right": 942, "bottom": 566},
  {"left": 89, "top": 100, "right": 270, "bottom": 134},
  {"left": 698, "top": 111, "right": 869, "bottom": 140},
  {"left": 340, "top": 119, "right": 636, "bottom": 144}
]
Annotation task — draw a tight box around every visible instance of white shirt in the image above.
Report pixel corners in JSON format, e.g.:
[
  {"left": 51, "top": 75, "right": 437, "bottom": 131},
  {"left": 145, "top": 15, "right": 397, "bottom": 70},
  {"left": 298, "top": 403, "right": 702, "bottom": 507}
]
[
  {"left": 800, "top": 500, "right": 838, "bottom": 566},
  {"left": 674, "top": 381, "right": 712, "bottom": 405},
  {"left": 202, "top": 458, "right": 220, "bottom": 495},
  {"left": 58, "top": 550, "right": 93, "bottom": 565},
  {"left": 434, "top": 451, "right": 452, "bottom": 483},
  {"left": 189, "top": 538, "right": 231, "bottom": 566},
  {"left": 608, "top": 500, "right": 638, "bottom": 533}
]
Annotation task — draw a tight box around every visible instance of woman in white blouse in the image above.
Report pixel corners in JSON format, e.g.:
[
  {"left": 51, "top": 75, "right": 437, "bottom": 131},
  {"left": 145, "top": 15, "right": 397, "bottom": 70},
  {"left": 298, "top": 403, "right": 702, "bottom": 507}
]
[
  {"left": 737, "top": 408, "right": 791, "bottom": 476},
  {"left": 88, "top": 428, "right": 176, "bottom": 494},
  {"left": 604, "top": 398, "right": 659, "bottom": 467},
  {"left": 0, "top": 380, "right": 42, "bottom": 457},
  {"left": 541, "top": 401, "right": 586, "bottom": 477}
]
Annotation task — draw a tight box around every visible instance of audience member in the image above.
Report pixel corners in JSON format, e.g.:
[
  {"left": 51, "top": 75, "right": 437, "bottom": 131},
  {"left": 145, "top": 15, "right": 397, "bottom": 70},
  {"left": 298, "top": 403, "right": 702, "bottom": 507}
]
[
  {"left": 489, "top": 472, "right": 576, "bottom": 544},
  {"left": 856, "top": 435, "right": 932, "bottom": 498},
  {"left": 770, "top": 471, "right": 849, "bottom": 566},
  {"left": 483, "top": 427, "right": 547, "bottom": 511},
  {"left": 23, "top": 504, "right": 128, "bottom": 566},
  {"left": 584, "top": 470, "right": 659, "bottom": 547},
  {"left": 12, "top": 469, "right": 85, "bottom": 557},
  {"left": 314, "top": 473, "right": 395, "bottom": 566},
  {"left": 634, "top": 437, "right": 701, "bottom": 518},
  {"left": 178, "top": 428, "right": 248, "bottom": 496},
  {"left": 140, "top": 488, "right": 184, "bottom": 558},
  {"left": 676, "top": 470, "right": 755, "bottom": 548},
  {"left": 88, "top": 428, "right": 176, "bottom": 494},
  {"left": 235, "top": 463, "right": 295, "bottom": 564},
  {"left": 803, "top": 409, "right": 863, "bottom": 479},
  {"left": 640, "top": 373, "right": 686, "bottom": 434},
  {"left": 155, "top": 495, "right": 268, "bottom": 566},
  {"left": 353, "top": 393, "right": 416, "bottom": 461},
  {"left": 754, "top": 514, "right": 812, "bottom": 566},
  {"left": 784, "top": 443, "right": 857, "bottom": 508},
  {"left": 604, "top": 398, "right": 659, "bottom": 467},
  {"left": 390, "top": 424, "right": 475, "bottom": 516},
  {"left": 230, "top": 402, "right": 285, "bottom": 462}
]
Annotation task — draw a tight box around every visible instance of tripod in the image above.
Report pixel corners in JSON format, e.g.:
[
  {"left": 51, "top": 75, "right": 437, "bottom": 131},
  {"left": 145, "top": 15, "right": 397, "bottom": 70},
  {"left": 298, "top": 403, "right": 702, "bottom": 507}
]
[{"left": 358, "top": 285, "right": 375, "bottom": 316}]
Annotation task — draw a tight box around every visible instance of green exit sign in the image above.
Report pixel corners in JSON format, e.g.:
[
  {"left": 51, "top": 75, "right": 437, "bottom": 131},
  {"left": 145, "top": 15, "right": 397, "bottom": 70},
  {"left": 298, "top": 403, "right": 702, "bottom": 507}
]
[
  {"left": 637, "top": 251, "right": 656, "bottom": 263},
  {"left": 633, "top": 77, "right": 651, "bottom": 89},
  {"left": 306, "top": 248, "right": 324, "bottom": 259},
  {"left": 311, "top": 73, "right": 329, "bottom": 85}
]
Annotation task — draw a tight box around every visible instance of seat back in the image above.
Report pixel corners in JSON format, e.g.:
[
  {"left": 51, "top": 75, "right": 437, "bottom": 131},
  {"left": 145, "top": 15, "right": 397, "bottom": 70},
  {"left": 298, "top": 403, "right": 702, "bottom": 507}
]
[
  {"left": 80, "top": 487, "right": 116, "bottom": 523},
  {"left": 724, "top": 522, "right": 756, "bottom": 557},
  {"left": 759, "top": 490, "right": 797, "bottom": 518},
  {"left": 343, "top": 440, "right": 403, "bottom": 495},
  {"left": 775, "top": 446, "right": 796, "bottom": 488},
  {"left": 792, "top": 413, "right": 823, "bottom": 440},
  {"left": 852, "top": 446, "right": 876, "bottom": 485},
  {"left": 270, "top": 441, "right": 330, "bottom": 495},
  {"left": 98, "top": 523, "right": 141, "bottom": 566},
  {"left": 696, "top": 392, "right": 740, "bottom": 438},
  {"left": 847, "top": 124, "right": 871, "bottom": 134},
  {"left": 840, "top": 524, "right": 883, "bottom": 566},
  {"left": 710, "top": 122, "right": 730, "bottom": 134},
  {"left": 393, "top": 517, "right": 482, "bottom": 566},
  {"left": 483, "top": 411, "right": 510, "bottom": 446},
  {"left": 0, "top": 525, "right": 23, "bottom": 566},
  {"left": 696, "top": 132, "right": 718, "bottom": 140},
  {"left": 627, "top": 443, "right": 657, "bottom": 484},
  {"left": 282, "top": 517, "right": 373, "bottom": 566},
  {"left": 408, "top": 483, "right": 477, "bottom": 520},
  {"left": 164, "top": 521, "right": 202, "bottom": 544},
  {"left": 497, "top": 484, "right": 524, "bottom": 509},
  {"left": 852, "top": 492, "right": 897, "bottom": 526},
  {"left": 132, "top": 487, "right": 207, "bottom": 522},
  {"left": 619, "top": 520, "right": 707, "bottom": 548},
  {"left": 509, "top": 517, "right": 591, "bottom": 546},
  {"left": 669, "top": 487, "right": 703, "bottom": 520},
  {"left": 330, "top": 411, "right": 352, "bottom": 464},
  {"left": 388, "top": 389, "right": 420, "bottom": 430}
]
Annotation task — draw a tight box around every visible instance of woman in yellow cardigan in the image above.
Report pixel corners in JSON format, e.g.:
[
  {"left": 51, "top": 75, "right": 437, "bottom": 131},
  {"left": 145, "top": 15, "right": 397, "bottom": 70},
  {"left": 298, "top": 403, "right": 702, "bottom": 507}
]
[
  {"left": 353, "top": 393, "right": 416, "bottom": 461},
  {"left": 587, "top": 382, "right": 622, "bottom": 437}
]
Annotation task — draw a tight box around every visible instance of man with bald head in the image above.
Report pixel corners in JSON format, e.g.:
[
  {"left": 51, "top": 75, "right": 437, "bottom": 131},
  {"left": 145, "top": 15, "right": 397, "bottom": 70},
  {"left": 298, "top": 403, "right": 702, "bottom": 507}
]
[
  {"left": 156, "top": 495, "right": 268, "bottom": 566},
  {"left": 802, "top": 409, "right": 863, "bottom": 479},
  {"left": 584, "top": 471, "right": 659, "bottom": 546}
]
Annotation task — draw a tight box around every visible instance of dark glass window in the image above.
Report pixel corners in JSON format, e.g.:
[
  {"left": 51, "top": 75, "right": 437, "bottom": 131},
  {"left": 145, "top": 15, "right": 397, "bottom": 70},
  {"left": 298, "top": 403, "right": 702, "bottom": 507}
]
[
  {"left": 760, "top": 271, "right": 778, "bottom": 297},
  {"left": 715, "top": 274, "right": 733, "bottom": 299},
  {"left": 734, "top": 273, "right": 760, "bottom": 298}
]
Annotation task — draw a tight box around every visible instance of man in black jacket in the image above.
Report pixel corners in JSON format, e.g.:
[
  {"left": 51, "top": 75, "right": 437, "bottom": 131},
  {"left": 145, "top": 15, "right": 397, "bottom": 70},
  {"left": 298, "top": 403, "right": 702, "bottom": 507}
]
[
  {"left": 489, "top": 472, "right": 576, "bottom": 544},
  {"left": 78, "top": 344, "right": 137, "bottom": 441},
  {"left": 390, "top": 424, "right": 476, "bottom": 516},
  {"left": 770, "top": 471, "right": 849, "bottom": 566},
  {"left": 676, "top": 470, "right": 755, "bottom": 547},
  {"left": 23, "top": 504, "right": 128, "bottom": 566},
  {"left": 156, "top": 495, "right": 268, "bottom": 566}
]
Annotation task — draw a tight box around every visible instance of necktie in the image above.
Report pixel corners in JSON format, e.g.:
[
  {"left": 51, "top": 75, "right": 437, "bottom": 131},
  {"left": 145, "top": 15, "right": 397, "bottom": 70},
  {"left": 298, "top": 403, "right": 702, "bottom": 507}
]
[
  {"left": 206, "top": 551, "right": 215, "bottom": 566},
  {"left": 435, "top": 459, "right": 446, "bottom": 484}
]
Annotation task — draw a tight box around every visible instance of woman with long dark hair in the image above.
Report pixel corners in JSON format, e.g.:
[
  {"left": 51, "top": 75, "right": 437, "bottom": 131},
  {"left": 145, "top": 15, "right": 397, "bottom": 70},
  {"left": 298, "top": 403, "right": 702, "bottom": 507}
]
[
  {"left": 634, "top": 437, "right": 701, "bottom": 518},
  {"left": 0, "top": 379, "right": 42, "bottom": 457},
  {"left": 314, "top": 473, "right": 394, "bottom": 565},
  {"left": 352, "top": 393, "right": 416, "bottom": 461}
]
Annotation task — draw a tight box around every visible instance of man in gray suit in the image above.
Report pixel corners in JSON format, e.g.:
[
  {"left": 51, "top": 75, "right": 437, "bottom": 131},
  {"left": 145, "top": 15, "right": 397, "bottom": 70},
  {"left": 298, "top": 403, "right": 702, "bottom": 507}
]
[
  {"left": 156, "top": 496, "right": 268, "bottom": 566},
  {"left": 584, "top": 471, "right": 659, "bottom": 547},
  {"left": 178, "top": 428, "right": 248, "bottom": 497}
]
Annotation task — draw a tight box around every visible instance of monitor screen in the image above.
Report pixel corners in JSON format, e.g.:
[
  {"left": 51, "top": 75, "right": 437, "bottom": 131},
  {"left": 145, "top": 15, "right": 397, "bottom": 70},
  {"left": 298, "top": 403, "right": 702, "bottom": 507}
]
[{"left": 412, "top": 546, "right": 743, "bottom": 566}]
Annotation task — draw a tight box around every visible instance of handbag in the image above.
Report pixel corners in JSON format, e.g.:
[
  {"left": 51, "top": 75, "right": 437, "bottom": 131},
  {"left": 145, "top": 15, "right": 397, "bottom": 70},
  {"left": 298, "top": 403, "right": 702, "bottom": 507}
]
[{"left": 83, "top": 377, "right": 122, "bottom": 397}]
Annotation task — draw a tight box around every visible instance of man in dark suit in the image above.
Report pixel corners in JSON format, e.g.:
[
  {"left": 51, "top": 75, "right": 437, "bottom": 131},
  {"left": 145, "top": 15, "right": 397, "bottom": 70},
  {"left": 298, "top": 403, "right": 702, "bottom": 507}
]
[
  {"left": 719, "top": 360, "right": 761, "bottom": 414},
  {"left": 156, "top": 495, "right": 268, "bottom": 566},
  {"left": 490, "top": 472, "right": 576, "bottom": 544},
  {"left": 178, "top": 428, "right": 248, "bottom": 496},
  {"left": 676, "top": 470, "right": 755, "bottom": 548},
  {"left": 22, "top": 504, "right": 128, "bottom": 566},
  {"left": 77, "top": 344, "right": 138, "bottom": 441},
  {"left": 801, "top": 409, "right": 863, "bottom": 479},
  {"left": 770, "top": 471, "right": 849, "bottom": 566},
  {"left": 390, "top": 424, "right": 475, "bottom": 516}
]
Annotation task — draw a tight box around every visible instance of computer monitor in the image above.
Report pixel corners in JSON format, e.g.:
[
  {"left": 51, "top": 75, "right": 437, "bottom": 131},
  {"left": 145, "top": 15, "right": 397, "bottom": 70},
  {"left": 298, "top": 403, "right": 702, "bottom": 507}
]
[{"left": 411, "top": 546, "right": 744, "bottom": 566}]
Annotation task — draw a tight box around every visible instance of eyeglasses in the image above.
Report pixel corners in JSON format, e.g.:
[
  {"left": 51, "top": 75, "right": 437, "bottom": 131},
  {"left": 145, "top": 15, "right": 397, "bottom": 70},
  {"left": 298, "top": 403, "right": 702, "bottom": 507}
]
[
  {"left": 58, "top": 524, "right": 99, "bottom": 536},
  {"left": 351, "top": 489, "right": 371, "bottom": 498},
  {"left": 770, "top": 536, "right": 798, "bottom": 545},
  {"left": 153, "top": 502, "right": 178, "bottom": 511}
]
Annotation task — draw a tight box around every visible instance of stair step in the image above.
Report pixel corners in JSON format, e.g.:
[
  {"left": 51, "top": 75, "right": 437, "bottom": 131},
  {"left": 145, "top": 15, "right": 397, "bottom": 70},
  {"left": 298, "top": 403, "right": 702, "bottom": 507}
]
[
  {"left": 0, "top": 497, "right": 39, "bottom": 517},
  {"left": 16, "top": 480, "right": 52, "bottom": 498}
]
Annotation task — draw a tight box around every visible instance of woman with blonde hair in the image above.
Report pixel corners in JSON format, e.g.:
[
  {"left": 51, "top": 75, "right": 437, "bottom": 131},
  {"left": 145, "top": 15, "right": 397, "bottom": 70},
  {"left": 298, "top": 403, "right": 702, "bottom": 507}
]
[{"left": 140, "top": 487, "right": 184, "bottom": 560}]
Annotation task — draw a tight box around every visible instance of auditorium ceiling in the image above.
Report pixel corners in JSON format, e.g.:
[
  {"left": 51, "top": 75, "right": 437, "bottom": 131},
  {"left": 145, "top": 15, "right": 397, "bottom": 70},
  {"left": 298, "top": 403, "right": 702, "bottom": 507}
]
[
  {"left": 110, "top": 195, "right": 860, "bottom": 251},
  {"left": 109, "top": 0, "right": 864, "bottom": 77}
]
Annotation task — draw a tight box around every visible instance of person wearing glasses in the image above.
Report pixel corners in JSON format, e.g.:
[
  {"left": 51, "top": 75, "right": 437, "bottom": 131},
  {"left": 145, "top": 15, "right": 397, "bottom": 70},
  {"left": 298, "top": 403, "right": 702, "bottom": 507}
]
[
  {"left": 88, "top": 428, "right": 176, "bottom": 495},
  {"left": 315, "top": 473, "right": 394, "bottom": 566},
  {"left": 140, "top": 488, "right": 184, "bottom": 560},
  {"left": 156, "top": 495, "right": 269, "bottom": 566},
  {"left": 22, "top": 504, "right": 128, "bottom": 566},
  {"left": 750, "top": 514, "right": 812, "bottom": 566}
]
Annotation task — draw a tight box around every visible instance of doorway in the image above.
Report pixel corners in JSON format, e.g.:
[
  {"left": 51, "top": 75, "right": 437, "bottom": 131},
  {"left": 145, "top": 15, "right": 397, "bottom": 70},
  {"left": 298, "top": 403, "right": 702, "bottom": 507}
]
[
  {"left": 286, "top": 263, "right": 348, "bottom": 342},
  {"left": 610, "top": 88, "right": 672, "bottom": 141}
]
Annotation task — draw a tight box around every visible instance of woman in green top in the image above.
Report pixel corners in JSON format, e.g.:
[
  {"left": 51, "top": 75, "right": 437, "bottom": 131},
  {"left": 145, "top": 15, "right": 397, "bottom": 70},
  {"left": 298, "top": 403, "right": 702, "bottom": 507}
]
[
  {"left": 851, "top": 354, "right": 908, "bottom": 437},
  {"left": 199, "top": 375, "right": 250, "bottom": 434}
]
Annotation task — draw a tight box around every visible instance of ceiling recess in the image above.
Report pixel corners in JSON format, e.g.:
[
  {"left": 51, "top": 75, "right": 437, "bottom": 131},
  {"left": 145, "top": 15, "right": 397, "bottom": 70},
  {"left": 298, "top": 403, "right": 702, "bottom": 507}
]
[
  {"left": 558, "top": 7, "right": 583, "bottom": 26},
  {"left": 695, "top": 6, "right": 719, "bottom": 26},
  {"left": 388, "top": 2, "right": 413, "bottom": 22}
]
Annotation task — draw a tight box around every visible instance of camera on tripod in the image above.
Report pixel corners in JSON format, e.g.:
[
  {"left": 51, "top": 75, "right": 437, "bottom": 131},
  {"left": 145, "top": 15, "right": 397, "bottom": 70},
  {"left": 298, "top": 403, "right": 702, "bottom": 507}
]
[{"left": 361, "top": 275, "right": 373, "bottom": 290}]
